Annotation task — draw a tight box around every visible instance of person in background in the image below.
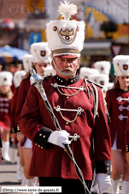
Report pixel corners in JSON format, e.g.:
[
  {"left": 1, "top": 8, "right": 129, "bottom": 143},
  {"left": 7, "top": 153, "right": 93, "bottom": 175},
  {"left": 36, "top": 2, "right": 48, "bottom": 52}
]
[
  {"left": 106, "top": 55, "right": 129, "bottom": 194},
  {"left": 15, "top": 54, "right": 34, "bottom": 186},
  {"left": 16, "top": 43, "right": 53, "bottom": 187},
  {"left": 10, "top": 70, "right": 26, "bottom": 180},
  {"left": 19, "top": 1, "right": 111, "bottom": 194},
  {"left": 0, "top": 71, "right": 13, "bottom": 161},
  {"left": 0, "top": 135, "right": 2, "bottom": 163},
  {"left": 79, "top": 67, "right": 99, "bottom": 80}
]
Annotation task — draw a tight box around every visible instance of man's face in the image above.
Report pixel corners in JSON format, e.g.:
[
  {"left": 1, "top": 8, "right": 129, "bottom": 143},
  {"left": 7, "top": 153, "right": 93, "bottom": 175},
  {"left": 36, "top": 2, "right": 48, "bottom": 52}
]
[{"left": 52, "top": 56, "right": 80, "bottom": 80}]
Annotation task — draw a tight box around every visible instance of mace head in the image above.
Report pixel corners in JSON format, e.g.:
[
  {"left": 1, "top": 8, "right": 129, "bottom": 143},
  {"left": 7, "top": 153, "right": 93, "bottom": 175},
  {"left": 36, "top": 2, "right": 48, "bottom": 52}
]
[{"left": 30, "top": 67, "right": 43, "bottom": 85}]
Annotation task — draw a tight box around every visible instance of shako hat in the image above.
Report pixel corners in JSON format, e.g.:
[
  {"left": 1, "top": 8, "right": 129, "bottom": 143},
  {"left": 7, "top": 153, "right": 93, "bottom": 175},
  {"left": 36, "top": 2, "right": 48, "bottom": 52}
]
[
  {"left": 89, "top": 74, "right": 109, "bottom": 91},
  {"left": 79, "top": 67, "right": 99, "bottom": 79},
  {"left": 46, "top": 0, "right": 85, "bottom": 58},
  {"left": 94, "top": 61, "right": 111, "bottom": 75},
  {"left": 0, "top": 71, "right": 13, "bottom": 86},
  {"left": 30, "top": 42, "right": 51, "bottom": 63},
  {"left": 44, "top": 66, "right": 56, "bottom": 77},
  {"left": 113, "top": 55, "right": 129, "bottom": 76},
  {"left": 23, "top": 54, "right": 33, "bottom": 72},
  {"left": 13, "top": 70, "right": 26, "bottom": 88}
]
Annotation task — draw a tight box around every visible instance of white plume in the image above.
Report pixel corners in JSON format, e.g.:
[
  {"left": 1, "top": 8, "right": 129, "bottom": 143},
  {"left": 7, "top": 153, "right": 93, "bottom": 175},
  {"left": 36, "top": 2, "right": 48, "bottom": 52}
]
[{"left": 58, "top": 0, "right": 77, "bottom": 20}]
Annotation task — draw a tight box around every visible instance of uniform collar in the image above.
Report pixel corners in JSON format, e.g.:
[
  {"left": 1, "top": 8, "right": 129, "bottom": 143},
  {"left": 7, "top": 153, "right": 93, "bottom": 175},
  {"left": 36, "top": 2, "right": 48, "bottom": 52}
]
[
  {"left": 118, "top": 88, "right": 129, "bottom": 93},
  {"left": 55, "top": 74, "right": 79, "bottom": 85}
]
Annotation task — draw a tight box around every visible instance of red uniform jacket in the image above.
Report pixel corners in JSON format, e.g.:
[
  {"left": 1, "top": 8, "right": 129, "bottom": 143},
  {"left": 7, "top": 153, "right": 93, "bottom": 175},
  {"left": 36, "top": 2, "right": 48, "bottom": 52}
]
[
  {"left": 10, "top": 87, "right": 19, "bottom": 133},
  {"left": 0, "top": 94, "right": 11, "bottom": 130},
  {"left": 19, "top": 75, "right": 111, "bottom": 180},
  {"left": 15, "top": 78, "right": 30, "bottom": 126},
  {"left": 106, "top": 89, "right": 129, "bottom": 150}
]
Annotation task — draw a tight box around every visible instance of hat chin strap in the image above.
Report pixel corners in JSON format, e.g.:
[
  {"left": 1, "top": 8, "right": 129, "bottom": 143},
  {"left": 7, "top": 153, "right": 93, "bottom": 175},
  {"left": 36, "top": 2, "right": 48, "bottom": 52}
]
[{"left": 52, "top": 57, "right": 79, "bottom": 77}]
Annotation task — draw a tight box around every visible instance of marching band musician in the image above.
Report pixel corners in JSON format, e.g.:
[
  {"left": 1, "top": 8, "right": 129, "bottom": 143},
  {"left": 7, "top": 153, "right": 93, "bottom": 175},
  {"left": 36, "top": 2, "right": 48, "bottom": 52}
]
[
  {"left": 15, "top": 54, "right": 34, "bottom": 186},
  {"left": 0, "top": 136, "right": 2, "bottom": 163},
  {"left": 16, "top": 43, "right": 52, "bottom": 187},
  {"left": 0, "top": 71, "right": 13, "bottom": 161},
  {"left": 10, "top": 70, "right": 26, "bottom": 180},
  {"left": 105, "top": 55, "right": 129, "bottom": 194},
  {"left": 19, "top": 1, "right": 111, "bottom": 194}
]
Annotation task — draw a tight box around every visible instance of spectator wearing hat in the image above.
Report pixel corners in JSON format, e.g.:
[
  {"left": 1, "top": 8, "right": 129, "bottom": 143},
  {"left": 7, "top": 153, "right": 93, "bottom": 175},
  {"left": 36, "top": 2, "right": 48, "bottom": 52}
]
[
  {"left": 19, "top": 1, "right": 111, "bottom": 194},
  {"left": 0, "top": 71, "right": 13, "bottom": 161},
  {"left": 106, "top": 55, "right": 129, "bottom": 194}
]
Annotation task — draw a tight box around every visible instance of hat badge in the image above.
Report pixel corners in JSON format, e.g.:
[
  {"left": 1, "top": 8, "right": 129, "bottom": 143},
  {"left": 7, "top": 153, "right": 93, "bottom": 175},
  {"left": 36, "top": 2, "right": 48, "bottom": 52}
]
[
  {"left": 123, "top": 64, "right": 128, "bottom": 70},
  {"left": 41, "top": 51, "right": 46, "bottom": 57},
  {"left": 101, "top": 67, "right": 104, "bottom": 71},
  {"left": 55, "top": 26, "right": 78, "bottom": 45},
  {"left": 100, "top": 81, "right": 104, "bottom": 85},
  {"left": 4, "top": 78, "right": 7, "bottom": 81},
  {"left": 60, "top": 29, "right": 74, "bottom": 40}
]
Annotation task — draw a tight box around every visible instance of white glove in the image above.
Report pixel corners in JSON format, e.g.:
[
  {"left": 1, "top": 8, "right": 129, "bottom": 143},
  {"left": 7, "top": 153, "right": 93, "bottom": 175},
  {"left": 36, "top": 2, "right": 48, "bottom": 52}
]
[
  {"left": 47, "top": 130, "right": 71, "bottom": 149},
  {"left": 93, "top": 173, "right": 111, "bottom": 194}
]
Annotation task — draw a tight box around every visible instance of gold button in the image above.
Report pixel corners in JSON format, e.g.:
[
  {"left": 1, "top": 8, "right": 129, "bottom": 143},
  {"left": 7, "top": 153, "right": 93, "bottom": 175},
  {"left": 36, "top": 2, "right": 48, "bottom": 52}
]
[
  {"left": 35, "top": 143, "right": 37, "bottom": 145},
  {"left": 39, "top": 134, "right": 42, "bottom": 136},
  {"left": 107, "top": 163, "right": 109, "bottom": 166},
  {"left": 43, "top": 135, "right": 46, "bottom": 138},
  {"left": 38, "top": 145, "right": 40, "bottom": 147},
  {"left": 66, "top": 122, "right": 69, "bottom": 124},
  {"left": 106, "top": 168, "right": 109, "bottom": 171},
  {"left": 41, "top": 147, "right": 43, "bottom": 149}
]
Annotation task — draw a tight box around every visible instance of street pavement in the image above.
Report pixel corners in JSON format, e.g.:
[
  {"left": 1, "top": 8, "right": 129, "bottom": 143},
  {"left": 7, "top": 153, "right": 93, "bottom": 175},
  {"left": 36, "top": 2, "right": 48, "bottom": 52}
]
[
  {"left": 0, "top": 143, "right": 122, "bottom": 194},
  {"left": 0, "top": 143, "right": 21, "bottom": 194}
]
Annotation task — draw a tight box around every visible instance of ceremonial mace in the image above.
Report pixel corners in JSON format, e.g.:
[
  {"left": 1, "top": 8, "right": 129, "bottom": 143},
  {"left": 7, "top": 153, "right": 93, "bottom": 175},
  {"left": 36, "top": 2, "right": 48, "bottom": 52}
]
[{"left": 30, "top": 68, "right": 91, "bottom": 194}]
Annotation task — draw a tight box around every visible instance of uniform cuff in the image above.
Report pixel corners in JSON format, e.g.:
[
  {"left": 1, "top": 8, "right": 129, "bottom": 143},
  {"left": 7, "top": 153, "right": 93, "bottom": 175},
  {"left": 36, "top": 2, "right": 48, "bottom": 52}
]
[
  {"left": 126, "top": 145, "right": 129, "bottom": 152},
  {"left": 95, "top": 160, "right": 111, "bottom": 175},
  {"left": 34, "top": 127, "right": 53, "bottom": 150}
]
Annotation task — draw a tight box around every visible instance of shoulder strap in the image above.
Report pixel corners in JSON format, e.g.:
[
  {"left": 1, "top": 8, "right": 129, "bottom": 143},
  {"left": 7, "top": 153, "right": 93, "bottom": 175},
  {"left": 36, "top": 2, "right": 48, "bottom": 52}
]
[
  {"left": 85, "top": 79, "right": 99, "bottom": 120},
  {"left": 85, "top": 79, "right": 111, "bottom": 123}
]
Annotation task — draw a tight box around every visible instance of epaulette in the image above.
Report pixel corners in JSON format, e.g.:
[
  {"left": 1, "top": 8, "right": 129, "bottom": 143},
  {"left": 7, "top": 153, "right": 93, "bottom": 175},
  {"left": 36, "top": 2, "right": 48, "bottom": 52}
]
[
  {"left": 85, "top": 79, "right": 103, "bottom": 89},
  {"left": 44, "top": 75, "right": 52, "bottom": 80}
]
